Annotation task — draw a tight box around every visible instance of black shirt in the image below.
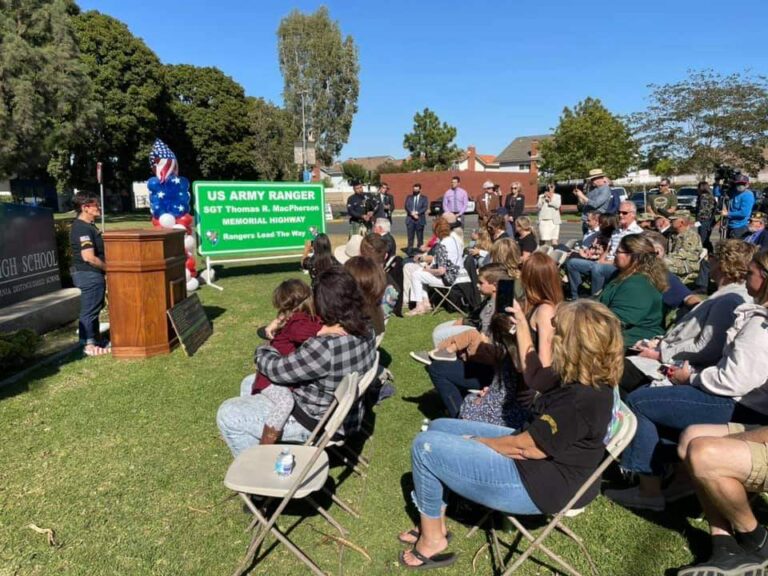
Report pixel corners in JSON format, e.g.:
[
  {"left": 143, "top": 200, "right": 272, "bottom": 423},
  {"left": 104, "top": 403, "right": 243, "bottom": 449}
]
[
  {"left": 518, "top": 233, "right": 537, "bottom": 255},
  {"left": 516, "top": 383, "right": 614, "bottom": 514},
  {"left": 70, "top": 218, "right": 105, "bottom": 274}
]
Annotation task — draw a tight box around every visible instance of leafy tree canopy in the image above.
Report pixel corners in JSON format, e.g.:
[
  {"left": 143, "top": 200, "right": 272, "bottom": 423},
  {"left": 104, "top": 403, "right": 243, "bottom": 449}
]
[
  {"left": 278, "top": 6, "right": 359, "bottom": 166},
  {"left": 341, "top": 161, "right": 367, "bottom": 184},
  {"left": 0, "top": 0, "right": 96, "bottom": 185},
  {"left": 247, "top": 96, "right": 298, "bottom": 181},
  {"left": 402, "top": 108, "right": 461, "bottom": 171},
  {"left": 631, "top": 70, "right": 768, "bottom": 177},
  {"left": 539, "top": 97, "right": 638, "bottom": 181}
]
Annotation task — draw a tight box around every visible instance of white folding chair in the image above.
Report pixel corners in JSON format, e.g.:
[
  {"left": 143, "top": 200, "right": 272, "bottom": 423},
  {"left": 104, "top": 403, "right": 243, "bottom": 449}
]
[
  {"left": 549, "top": 248, "right": 568, "bottom": 268},
  {"left": 327, "top": 352, "right": 380, "bottom": 480},
  {"left": 468, "top": 397, "right": 638, "bottom": 576},
  {"left": 225, "top": 372, "right": 360, "bottom": 576}
]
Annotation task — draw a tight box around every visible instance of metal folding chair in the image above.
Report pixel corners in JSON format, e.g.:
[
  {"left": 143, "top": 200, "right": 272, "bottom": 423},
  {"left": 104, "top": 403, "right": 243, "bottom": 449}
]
[
  {"left": 468, "top": 398, "right": 638, "bottom": 576},
  {"left": 225, "top": 372, "right": 361, "bottom": 576},
  {"left": 549, "top": 248, "right": 569, "bottom": 268}
]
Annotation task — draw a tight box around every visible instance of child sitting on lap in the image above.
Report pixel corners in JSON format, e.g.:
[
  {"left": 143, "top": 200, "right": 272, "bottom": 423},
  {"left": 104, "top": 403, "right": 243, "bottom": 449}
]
[{"left": 252, "top": 279, "right": 322, "bottom": 444}]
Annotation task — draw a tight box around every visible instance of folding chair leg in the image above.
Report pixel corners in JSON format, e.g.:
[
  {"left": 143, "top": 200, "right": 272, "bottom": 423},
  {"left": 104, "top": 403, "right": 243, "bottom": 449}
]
[
  {"left": 306, "top": 495, "right": 348, "bottom": 536},
  {"left": 465, "top": 509, "right": 493, "bottom": 538},
  {"left": 489, "top": 519, "right": 507, "bottom": 572},
  {"left": 503, "top": 516, "right": 584, "bottom": 576},
  {"left": 322, "top": 486, "right": 360, "bottom": 518},
  {"left": 235, "top": 495, "right": 326, "bottom": 576},
  {"left": 337, "top": 443, "right": 370, "bottom": 468},
  {"left": 329, "top": 446, "right": 368, "bottom": 478},
  {"left": 555, "top": 521, "right": 599, "bottom": 576}
]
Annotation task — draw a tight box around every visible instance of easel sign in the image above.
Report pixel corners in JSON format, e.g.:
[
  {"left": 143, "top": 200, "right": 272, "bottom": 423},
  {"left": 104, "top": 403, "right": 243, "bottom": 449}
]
[{"left": 167, "top": 294, "right": 212, "bottom": 356}]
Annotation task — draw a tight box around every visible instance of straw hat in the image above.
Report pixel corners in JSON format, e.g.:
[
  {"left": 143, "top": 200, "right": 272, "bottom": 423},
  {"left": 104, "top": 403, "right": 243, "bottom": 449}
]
[
  {"left": 587, "top": 168, "right": 607, "bottom": 180},
  {"left": 334, "top": 234, "right": 363, "bottom": 264}
]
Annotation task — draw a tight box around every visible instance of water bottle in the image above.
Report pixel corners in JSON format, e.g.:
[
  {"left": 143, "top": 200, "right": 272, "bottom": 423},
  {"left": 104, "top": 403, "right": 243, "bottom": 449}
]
[
  {"left": 420, "top": 419, "right": 430, "bottom": 432},
  {"left": 275, "top": 448, "right": 295, "bottom": 477}
]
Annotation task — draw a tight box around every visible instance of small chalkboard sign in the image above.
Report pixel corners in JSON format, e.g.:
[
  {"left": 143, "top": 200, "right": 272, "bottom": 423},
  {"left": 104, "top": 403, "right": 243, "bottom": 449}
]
[{"left": 167, "top": 294, "right": 212, "bottom": 356}]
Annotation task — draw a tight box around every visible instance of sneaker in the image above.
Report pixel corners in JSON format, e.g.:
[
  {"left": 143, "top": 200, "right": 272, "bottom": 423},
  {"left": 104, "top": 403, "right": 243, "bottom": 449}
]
[
  {"left": 564, "top": 507, "right": 585, "bottom": 518},
  {"left": 409, "top": 351, "right": 432, "bottom": 366},
  {"left": 429, "top": 348, "right": 457, "bottom": 362},
  {"left": 603, "top": 485, "right": 665, "bottom": 512},
  {"left": 677, "top": 551, "right": 765, "bottom": 576}
]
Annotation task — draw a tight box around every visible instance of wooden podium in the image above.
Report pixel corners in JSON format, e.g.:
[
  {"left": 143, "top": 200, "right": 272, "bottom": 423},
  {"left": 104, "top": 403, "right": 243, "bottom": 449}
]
[{"left": 104, "top": 229, "right": 187, "bottom": 359}]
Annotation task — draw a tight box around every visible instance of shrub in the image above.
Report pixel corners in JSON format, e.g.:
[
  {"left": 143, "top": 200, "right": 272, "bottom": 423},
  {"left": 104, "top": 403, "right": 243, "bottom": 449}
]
[
  {"left": 54, "top": 220, "right": 73, "bottom": 287},
  {"left": 0, "top": 329, "right": 41, "bottom": 371}
]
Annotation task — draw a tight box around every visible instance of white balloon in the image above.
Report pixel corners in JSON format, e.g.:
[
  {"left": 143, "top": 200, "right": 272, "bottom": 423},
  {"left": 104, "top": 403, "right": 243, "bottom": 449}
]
[
  {"left": 185, "top": 269, "right": 191, "bottom": 282},
  {"left": 172, "top": 224, "right": 187, "bottom": 230},
  {"left": 199, "top": 268, "right": 216, "bottom": 284},
  {"left": 158, "top": 213, "right": 176, "bottom": 229},
  {"left": 186, "top": 278, "right": 199, "bottom": 292},
  {"left": 184, "top": 233, "right": 196, "bottom": 252}
]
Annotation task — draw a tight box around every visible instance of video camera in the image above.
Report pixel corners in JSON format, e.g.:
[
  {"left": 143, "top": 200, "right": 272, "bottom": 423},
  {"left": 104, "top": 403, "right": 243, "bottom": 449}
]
[{"left": 714, "top": 165, "right": 739, "bottom": 185}]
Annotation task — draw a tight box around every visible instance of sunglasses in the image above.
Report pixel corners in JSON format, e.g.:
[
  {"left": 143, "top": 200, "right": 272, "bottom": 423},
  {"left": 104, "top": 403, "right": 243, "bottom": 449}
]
[{"left": 618, "top": 211, "right": 632, "bottom": 215}]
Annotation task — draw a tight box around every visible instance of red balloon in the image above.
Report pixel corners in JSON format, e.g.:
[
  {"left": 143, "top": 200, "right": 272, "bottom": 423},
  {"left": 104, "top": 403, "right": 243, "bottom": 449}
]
[
  {"left": 151, "top": 217, "right": 161, "bottom": 228},
  {"left": 176, "top": 213, "right": 193, "bottom": 228},
  {"left": 185, "top": 256, "right": 197, "bottom": 277}
]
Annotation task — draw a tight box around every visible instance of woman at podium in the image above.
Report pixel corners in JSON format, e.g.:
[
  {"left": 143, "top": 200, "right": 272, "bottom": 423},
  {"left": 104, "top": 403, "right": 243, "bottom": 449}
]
[{"left": 70, "top": 192, "right": 110, "bottom": 356}]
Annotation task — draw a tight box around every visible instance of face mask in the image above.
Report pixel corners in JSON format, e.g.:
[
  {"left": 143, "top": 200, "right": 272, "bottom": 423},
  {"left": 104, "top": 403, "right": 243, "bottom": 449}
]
[{"left": 736, "top": 185, "right": 747, "bottom": 193}]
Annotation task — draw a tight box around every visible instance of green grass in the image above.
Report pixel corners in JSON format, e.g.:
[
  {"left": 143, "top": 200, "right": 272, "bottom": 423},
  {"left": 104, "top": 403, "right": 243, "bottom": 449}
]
[{"left": 0, "top": 256, "right": 713, "bottom": 576}]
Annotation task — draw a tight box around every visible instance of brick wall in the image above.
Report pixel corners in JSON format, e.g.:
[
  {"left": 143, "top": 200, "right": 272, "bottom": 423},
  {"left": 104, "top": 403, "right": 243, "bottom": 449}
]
[{"left": 379, "top": 170, "right": 539, "bottom": 211}]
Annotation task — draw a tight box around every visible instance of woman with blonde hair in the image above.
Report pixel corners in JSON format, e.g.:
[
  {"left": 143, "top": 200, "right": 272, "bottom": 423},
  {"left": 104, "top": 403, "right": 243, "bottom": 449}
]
[
  {"left": 397, "top": 300, "right": 622, "bottom": 568},
  {"left": 598, "top": 234, "right": 667, "bottom": 348},
  {"left": 514, "top": 216, "right": 537, "bottom": 261},
  {"left": 489, "top": 237, "right": 524, "bottom": 300},
  {"left": 606, "top": 249, "right": 768, "bottom": 512}
]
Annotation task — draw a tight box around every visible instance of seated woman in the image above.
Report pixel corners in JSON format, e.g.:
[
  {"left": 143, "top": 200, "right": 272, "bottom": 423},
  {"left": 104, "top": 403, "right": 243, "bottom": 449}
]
[
  {"left": 514, "top": 216, "right": 537, "bottom": 261},
  {"left": 344, "top": 255, "right": 387, "bottom": 335},
  {"left": 598, "top": 234, "right": 667, "bottom": 349},
  {"left": 622, "top": 240, "right": 755, "bottom": 393},
  {"left": 397, "top": 300, "right": 623, "bottom": 568},
  {"left": 604, "top": 250, "right": 768, "bottom": 512},
  {"left": 489, "top": 237, "right": 524, "bottom": 301},
  {"left": 300, "top": 233, "right": 339, "bottom": 286},
  {"left": 406, "top": 216, "right": 466, "bottom": 316},
  {"left": 467, "top": 226, "right": 493, "bottom": 268},
  {"left": 216, "top": 268, "right": 377, "bottom": 456}
]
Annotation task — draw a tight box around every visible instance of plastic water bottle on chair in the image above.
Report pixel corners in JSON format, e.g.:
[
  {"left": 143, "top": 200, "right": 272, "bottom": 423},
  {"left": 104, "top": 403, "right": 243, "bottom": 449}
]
[{"left": 275, "top": 448, "right": 295, "bottom": 477}]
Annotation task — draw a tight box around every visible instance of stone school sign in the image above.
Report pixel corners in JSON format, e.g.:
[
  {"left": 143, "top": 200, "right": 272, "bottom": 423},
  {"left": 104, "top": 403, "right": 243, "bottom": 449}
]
[
  {"left": 193, "top": 182, "right": 325, "bottom": 256},
  {"left": 0, "top": 204, "right": 61, "bottom": 307}
]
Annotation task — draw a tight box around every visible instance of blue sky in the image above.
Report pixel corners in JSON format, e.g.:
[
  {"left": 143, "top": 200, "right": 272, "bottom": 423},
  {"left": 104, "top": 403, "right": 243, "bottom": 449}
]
[{"left": 78, "top": 0, "right": 768, "bottom": 162}]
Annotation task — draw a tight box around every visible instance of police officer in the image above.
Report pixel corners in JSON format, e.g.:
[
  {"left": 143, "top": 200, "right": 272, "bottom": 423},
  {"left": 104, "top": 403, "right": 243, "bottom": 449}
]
[
  {"left": 664, "top": 210, "right": 702, "bottom": 280},
  {"left": 346, "top": 180, "right": 373, "bottom": 237}
]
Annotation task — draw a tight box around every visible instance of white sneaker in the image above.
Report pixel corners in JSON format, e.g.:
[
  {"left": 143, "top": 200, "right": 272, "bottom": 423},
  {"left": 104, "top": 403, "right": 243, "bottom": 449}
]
[
  {"left": 409, "top": 351, "right": 432, "bottom": 366},
  {"left": 603, "top": 485, "right": 665, "bottom": 512}
]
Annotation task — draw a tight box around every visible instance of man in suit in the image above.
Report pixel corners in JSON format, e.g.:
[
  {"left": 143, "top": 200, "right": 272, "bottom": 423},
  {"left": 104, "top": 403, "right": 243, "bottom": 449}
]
[
  {"left": 404, "top": 183, "right": 428, "bottom": 254},
  {"left": 476, "top": 180, "right": 500, "bottom": 228},
  {"left": 375, "top": 182, "right": 395, "bottom": 221}
]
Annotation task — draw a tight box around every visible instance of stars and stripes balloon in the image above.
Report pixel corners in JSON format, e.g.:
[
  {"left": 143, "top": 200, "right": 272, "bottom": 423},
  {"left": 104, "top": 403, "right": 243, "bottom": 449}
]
[{"left": 148, "top": 139, "right": 198, "bottom": 291}]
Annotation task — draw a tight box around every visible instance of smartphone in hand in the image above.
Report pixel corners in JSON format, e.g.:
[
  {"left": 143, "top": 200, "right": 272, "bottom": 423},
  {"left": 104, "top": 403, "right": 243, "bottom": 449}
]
[{"left": 496, "top": 279, "right": 516, "bottom": 314}]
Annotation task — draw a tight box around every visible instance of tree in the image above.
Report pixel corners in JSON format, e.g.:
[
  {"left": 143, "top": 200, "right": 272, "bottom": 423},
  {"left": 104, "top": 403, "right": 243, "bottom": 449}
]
[
  {"left": 539, "top": 98, "right": 637, "bottom": 181},
  {"left": 0, "top": 0, "right": 96, "bottom": 186},
  {"left": 68, "top": 10, "right": 166, "bottom": 193},
  {"left": 372, "top": 160, "right": 403, "bottom": 186},
  {"left": 162, "top": 64, "right": 255, "bottom": 181},
  {"left": 277, "top": 7, "right": 359, "bottom": 166},
  {"left": 631, "top": 70, "right": 768, "bottom": 177},
  {"left": 402, "top": 108, "right": 461, "bottom": 171},
  {"left": 247, "top": 96, "right": 298, "bottom": 181},
  {"left": 341, "top": 161, "right": 367, "bottom": 184}
]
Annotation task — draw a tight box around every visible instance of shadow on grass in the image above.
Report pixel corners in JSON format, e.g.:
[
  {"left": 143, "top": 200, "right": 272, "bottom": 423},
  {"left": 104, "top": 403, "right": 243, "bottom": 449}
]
[
  {"left": 400, "top": 389, "right": 447, "bottom": 421},
  {"left": 203, "top": 305, "right": 227, "bottom": 322},
  {"left": 0, "top": 346, "right": 83, "bottom": 401},
  {"left": 215, "top": 262, "right": 302, "bottom": 279}
]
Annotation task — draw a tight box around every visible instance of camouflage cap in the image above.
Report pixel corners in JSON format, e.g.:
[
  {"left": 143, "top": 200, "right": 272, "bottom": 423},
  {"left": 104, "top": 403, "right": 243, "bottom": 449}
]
[
  {"left": 669, "top": 210, "right": 692, "bottom": 220},
  {"left": 637, "top": 212, "right": 655, "bottom": 222},
  {"left": 751, "top": 211, "right": 766, "bottom": 223}
]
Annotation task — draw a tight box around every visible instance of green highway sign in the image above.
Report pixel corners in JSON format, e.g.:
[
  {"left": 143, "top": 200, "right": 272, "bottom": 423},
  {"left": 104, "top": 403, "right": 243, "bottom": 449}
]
[{"left": 193, "top": 181, "right": 326, "bottom": 256}]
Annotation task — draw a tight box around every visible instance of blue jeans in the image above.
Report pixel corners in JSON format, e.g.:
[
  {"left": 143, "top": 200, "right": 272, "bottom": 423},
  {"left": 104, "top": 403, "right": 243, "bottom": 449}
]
[
  {"left": 217, "top": 375, "right": 311, "bottom": 456},
  {"left": 621, "top": 385, "right": 737, "bottom": 475},
  {"left": 431, "top": 321, "right": 474, "bottom": 348},
  {"left": 72, "top": 270, "right": 106, "bottom": 345},
  {"left": 410, "top": 418, "right": 540, "bottom": 518},
  {"left": 565, "top": 259, "right": 616, "bottom": 299},
  {"left": 426, "top": 360, "right": 495, "bottom": 418}
]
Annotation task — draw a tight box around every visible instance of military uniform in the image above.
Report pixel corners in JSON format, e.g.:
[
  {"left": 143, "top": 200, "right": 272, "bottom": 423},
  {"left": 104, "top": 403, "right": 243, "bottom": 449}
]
[
  {"left": 649, "top": 192, "right": 678, "bottom": 218},
  {"left": 695, "top": 191, "right": 717, "bottom": 248},
  {"left": 665, "top": 225, "right": 702, "bottom": 279},
  {"left": 346, "top": 191, "right": 372, "bottom": 237}
]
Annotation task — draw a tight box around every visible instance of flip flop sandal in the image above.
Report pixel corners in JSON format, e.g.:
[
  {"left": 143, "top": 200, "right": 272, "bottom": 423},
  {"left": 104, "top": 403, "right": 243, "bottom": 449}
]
[
  {"left": 397, "top": 529, "right": 453, "bottom": 545},
  {"left": 398, "top": 548, "right": 457, "bottom": 570}
]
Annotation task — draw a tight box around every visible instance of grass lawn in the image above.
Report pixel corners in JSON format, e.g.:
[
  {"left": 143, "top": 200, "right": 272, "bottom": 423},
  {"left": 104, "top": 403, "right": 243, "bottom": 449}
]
[{"left": 0, "top": 249, "right": 726, "bottom": 576}]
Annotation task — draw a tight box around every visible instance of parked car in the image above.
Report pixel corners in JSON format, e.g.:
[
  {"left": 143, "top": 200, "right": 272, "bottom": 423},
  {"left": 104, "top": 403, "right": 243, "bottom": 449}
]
[
  {"left": 676, "top": 187, "right": 698, "bottom": 210},
  {"left": 429, "top": 196, "right": 476, "bottom": 216},
  {"left": 631, "top": 191, "right": 648, "bottom": 213}
]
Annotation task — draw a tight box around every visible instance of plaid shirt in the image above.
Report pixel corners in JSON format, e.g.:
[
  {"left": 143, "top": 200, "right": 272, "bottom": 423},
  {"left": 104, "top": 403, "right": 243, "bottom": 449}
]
[{"left": 256, "top": 332, "right": 377, "bottom": 434}]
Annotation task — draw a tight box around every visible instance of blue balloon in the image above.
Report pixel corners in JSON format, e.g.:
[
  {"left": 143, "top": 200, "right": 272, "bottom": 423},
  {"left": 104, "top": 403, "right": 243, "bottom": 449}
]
[{"left": 147, "top": 177, "right": 162, "bottom": 193}]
